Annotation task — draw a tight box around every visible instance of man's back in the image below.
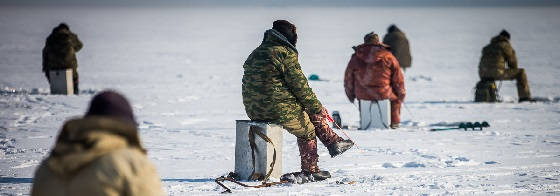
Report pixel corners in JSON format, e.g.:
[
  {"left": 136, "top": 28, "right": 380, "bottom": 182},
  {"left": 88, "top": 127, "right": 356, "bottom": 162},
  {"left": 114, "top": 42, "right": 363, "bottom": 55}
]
[
  {"left": 344, "top": 43, "right": 405, "bottom": 102},
  {"left": 479, "top": 35, "right": 517, "bottom": 78},
  {"left": 383, "top": 27, "right": 411, "bottom": 70},
  {"left": 42, "top": 28, "right": 82, "bottom": 71},
  {"left": 242, "top": 29, "right": 322, "bottom": 124}
]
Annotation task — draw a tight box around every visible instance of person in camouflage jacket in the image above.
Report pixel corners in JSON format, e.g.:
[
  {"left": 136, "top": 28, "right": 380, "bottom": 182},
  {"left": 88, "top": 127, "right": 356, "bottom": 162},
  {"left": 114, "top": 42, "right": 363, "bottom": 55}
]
[
  {"left": 42, "top": 23, "right": 83, "bottom": 94},
  {"left": 478, "top": 30, "right": 532, "bottom": 102},
  {"left": 242, "top": 20, "right": 353, "bottom": 181}
]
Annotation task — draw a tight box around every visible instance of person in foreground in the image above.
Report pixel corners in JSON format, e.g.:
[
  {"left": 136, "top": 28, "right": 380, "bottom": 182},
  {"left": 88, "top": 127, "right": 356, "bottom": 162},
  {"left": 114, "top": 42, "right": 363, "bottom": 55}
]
[
  {"left": 478, "top": 30, "right": 533, "bottom": 102},
  {"left": 31, "top": 91, "right": 164, "bottom": 196},
  {"left": 344, "top": 32, "right": 406, "bottom": 129},
  {"left": 242, "top": 20, "right": 354, "bottom": 182}
]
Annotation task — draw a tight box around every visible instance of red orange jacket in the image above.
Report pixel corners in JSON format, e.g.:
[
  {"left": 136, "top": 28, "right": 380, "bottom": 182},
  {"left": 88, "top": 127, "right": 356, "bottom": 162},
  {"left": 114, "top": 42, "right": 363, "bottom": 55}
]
[{"left": 344, "top": 43, "right": 406, "bottom": 103}]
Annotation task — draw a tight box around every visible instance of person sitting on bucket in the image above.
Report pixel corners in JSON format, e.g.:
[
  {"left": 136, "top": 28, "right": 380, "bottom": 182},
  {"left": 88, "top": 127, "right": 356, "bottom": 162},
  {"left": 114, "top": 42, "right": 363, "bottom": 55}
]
[
  {"left": 478, "top": 30, "right": 533, "bottom": 102},
  {"left": 42, "top": 23, "right": 83, "bottom": 94},
  {"left": 242, "top": 20, "right": 354, "bottom": 182},
  {"left": 344, "top": 32, "right": 406, "bottom": 129},
  {"left": 31, "top": 91, "right": 164, "bottom": 196}
]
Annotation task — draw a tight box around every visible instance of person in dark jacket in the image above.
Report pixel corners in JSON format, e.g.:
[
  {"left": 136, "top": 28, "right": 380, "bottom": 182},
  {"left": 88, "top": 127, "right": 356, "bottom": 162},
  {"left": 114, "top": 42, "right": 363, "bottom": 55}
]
[
  {"left": 382, "top": 24, "right": 411, "bottom": 71},
  {"left": 345, "top": 32, "right": 406, "bottom": 129},
  {"left": 31, "top": 90, "right": 164, "bottom": 196},
  {"left": 242, "top": 20, "right": 354, "bottom": 181},
  {"left": 42, "top": 23, "right": 83, "bottom": 94},
  {"left": 478, "top": 30, "right": 532, "bottom": 102}
]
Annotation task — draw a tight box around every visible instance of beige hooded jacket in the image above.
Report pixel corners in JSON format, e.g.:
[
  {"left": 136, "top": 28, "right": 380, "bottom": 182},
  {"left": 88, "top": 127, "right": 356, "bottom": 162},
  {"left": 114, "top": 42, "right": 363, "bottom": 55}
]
[{"left": 31, "top": 117, "right": 164, "bottom": 196}]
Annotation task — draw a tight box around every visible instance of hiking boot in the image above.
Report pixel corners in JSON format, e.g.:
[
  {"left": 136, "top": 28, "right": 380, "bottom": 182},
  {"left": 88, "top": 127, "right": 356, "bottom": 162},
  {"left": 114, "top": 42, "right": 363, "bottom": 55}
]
[
  {"left": 280, "top": 171, "right": 331, "bottom": 184},
  {"left": 390, "top": 124, "right": 399, "bottom": 129},
  {"left": 309, "top": 108, "right": 344, "bottom": 146},
  {"left": 326, "top": 139, "right": 354, "bottom": 158},
  {"left": 309, "top": 170, "right": 331, "bottom": 181}
]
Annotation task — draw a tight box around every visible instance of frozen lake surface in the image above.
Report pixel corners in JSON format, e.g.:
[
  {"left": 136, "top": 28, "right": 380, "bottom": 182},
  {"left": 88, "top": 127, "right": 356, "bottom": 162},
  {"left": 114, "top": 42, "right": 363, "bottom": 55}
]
[{"left": 1, "top": 6, "right": 560, "bottom": 195}]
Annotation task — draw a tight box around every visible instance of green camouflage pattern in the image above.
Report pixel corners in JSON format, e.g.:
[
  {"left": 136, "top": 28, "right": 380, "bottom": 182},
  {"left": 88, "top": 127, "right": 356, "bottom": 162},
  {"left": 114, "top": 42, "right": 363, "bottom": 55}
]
[
  {"left": 242, "top": 29, "right": 322, "bottom": 124},
  {"left": 478, "top": 35, "right": 517, "bottom": 78}
]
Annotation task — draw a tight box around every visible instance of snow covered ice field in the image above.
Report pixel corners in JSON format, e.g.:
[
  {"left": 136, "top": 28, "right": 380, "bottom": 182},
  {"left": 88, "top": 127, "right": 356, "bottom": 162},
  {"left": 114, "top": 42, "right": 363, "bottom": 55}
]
[{"left": 1, "top": 6, "right": 560, "bottom": 195}]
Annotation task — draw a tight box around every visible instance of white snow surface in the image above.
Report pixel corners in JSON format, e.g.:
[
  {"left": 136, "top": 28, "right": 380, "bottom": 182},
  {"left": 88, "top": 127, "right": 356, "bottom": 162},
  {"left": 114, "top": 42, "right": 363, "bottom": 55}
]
[{"left": 1, "top": 6, "right": 560, "bottom": 195}]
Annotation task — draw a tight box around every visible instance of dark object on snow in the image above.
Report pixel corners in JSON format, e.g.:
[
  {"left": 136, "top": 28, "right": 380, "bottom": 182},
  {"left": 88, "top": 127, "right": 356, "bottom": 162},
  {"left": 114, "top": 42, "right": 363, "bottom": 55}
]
[
  {"left": 331, "top": 111, "right": 342, "bottom": 129},
  {"left": 383, "top": 24, "right": 412, "bottom": 71},
  {"left": 326, "top": 139, "right": 354, "bottom": 158},
  {"left": 280, "top": 171, "right": 331, "bottom": 184},
  {"left": 308, "top": 74, "right": 320, "bottom": 81},
  {"left": 430, "top": 121, "right": 490, "bottom": 131},
  {"left": 474, "top": 79, "right": 498, "bottom": 102},
  {"left": 42, "top": 23, "right": 83, "bottom": 94}
]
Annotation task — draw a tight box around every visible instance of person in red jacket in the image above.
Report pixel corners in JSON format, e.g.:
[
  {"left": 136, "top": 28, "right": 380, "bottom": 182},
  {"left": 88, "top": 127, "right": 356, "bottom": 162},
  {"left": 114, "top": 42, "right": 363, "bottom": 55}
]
[{"left": 344, "top": 32, "right": 406, "bottom": 129}]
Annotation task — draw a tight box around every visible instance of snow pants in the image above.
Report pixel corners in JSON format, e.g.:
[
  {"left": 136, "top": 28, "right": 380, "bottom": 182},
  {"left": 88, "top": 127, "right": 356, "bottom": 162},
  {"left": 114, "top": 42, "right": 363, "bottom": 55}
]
[{"left": 485, "top": 68, "right": 531, "bottom": 99}]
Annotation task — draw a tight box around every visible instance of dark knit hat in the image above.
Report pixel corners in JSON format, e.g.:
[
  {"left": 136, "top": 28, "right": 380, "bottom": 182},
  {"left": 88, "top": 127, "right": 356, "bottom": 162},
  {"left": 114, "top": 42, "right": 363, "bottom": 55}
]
[
  {"left": 499, "top": 29, "right": 510, "bottom": 39},
  {"left": 388, "top": 24, "right": 398, "bottom": 33},
  {"left": 273, "top": 20, "right": 297, "bottom": 46},
  {"left": 85, "top": 90, "right": 136, "bottom": 125}
]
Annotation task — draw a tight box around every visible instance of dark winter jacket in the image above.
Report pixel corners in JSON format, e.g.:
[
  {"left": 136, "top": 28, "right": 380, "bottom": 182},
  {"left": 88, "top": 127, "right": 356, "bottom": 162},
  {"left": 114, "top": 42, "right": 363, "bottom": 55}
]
[
  {"left": 344, "top": 43, "right": 406, "bottom": 103},
  {"left": 478, "top": 35, "right": 518, "bottom": 78},
  {"left": 42, "top": 27, "right": 83, "bottom": 72},
  {"left": 242, "top": 29, "right": 323, "bottom": 123},
  {"left": 382, "top": 27, "right": 411, "bottom": 70}
]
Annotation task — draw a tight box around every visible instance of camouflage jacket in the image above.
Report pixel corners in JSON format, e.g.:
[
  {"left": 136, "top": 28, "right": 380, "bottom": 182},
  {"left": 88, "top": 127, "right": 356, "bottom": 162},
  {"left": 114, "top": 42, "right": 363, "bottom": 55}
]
[
  {"left": 42, "top": 28, "right": 83, "bottom": 72},
  {"left": 382, "top": 28, "right": 411, "bottom": 69},
  {"left": 242, "top": 29, "right": 322, "bottom": 123},
  {"left": 478, "top": 35, "right": 517, "bottom": 78}
]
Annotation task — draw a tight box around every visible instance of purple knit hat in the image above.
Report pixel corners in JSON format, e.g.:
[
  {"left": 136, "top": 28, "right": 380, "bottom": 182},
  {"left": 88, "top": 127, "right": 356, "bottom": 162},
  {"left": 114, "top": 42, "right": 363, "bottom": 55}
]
[{"left": 85, "top": 90, "right": 136, "bottom": 125}]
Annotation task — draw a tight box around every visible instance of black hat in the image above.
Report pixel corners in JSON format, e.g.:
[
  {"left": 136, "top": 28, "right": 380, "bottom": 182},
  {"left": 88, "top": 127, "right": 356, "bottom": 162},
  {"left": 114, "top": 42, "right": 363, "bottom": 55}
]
[
  {"left": 499, "top": 29, "right": 510, "bottom": 39},
  {"left": 273, "top": 20, "right": 297, "bottom": 46},
  {"left": 85, "top": 90, "right": 136, "bottom": 125},
  {"left": 388, "top": 24, "right": 398, "bottom": 33}
]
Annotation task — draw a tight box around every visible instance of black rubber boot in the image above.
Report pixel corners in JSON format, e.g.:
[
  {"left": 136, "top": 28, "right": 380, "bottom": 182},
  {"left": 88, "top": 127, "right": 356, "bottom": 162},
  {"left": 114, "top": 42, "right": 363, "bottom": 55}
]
[
  {"left": 327, "top": 139, "right": 354, "bottom": 158},
  {"left": 280, "top": 171, "right": 331, "bottom": 184}
]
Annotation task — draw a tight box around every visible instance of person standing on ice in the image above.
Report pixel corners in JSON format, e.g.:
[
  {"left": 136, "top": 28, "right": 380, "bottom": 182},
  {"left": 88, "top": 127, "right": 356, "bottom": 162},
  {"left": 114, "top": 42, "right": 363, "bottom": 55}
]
[
  {"left": 382, "top": 24, "right": 412, "bottom": 72},
  {"left": 344, "top": 32, "right": 406, "bottom": 129},
  {"left": 242, "top": 20, "right": 354, "bottom": 181},
  {"left": 31, "top": 91, "right": 164, "bottom": 196},
  {"left": 478, "top": 30, "right": 533, "bottom": 102},
  {"left": 42, "top": 23, "right": 83, "bottom": 94}
]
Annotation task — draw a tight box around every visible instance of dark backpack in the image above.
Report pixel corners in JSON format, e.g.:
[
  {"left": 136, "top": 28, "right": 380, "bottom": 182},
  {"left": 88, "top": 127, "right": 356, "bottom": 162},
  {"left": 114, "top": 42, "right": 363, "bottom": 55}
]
[{"left": 474, "top": 80, "right": 497, "bottom": 102}]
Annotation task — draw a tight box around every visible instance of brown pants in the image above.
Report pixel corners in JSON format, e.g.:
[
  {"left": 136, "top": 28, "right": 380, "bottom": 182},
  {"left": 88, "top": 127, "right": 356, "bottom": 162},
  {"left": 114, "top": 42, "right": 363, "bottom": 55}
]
[
  {"left": 484, "top": 68, "right": 531, "bottom": 99},
  {"left": 390, "top": 100, "right": 402, "bottom": 125}
]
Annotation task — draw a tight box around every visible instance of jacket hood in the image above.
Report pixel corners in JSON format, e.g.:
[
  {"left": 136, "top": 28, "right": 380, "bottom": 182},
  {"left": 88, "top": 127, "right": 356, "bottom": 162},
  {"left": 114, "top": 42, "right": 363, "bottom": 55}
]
[
  {"left": 490, "top": 35, "right": 509, "bottom": 43},
  {"left": 262, "top": 29, "right": 298, "bottom": 54},
  {"left": 352, "top": 43, "right": 391, "bottom": 64},
  {"left": 46, "top": 116, "right": 145, "bottom": 177}
]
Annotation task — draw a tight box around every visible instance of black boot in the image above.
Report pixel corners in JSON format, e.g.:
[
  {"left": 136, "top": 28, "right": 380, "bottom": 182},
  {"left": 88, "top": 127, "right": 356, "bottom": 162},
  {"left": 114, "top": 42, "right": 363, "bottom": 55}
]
[
  {"left": 327, "top": 139, "right": 354, "bottom": 158},
  {"left": 280, "top": 171, "right": 331, "bottom": 184},
  {"left": 310, "top": 171, "right": 331, "bottom": 181}
]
